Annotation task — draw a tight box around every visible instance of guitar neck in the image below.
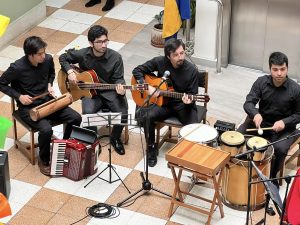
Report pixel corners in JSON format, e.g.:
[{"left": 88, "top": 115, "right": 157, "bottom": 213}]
[
  {"left": 77, "top": 83, "right": 135, "bottom": 90},
  {"left": 159, "top": 91, "right": 201, "bottom": 102}
]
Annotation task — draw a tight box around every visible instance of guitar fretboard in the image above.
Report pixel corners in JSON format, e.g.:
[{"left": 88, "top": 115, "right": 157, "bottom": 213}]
[
  {"left": 159, "top": 90, "right": 208, "bottom": 102},
  {"left": 77, "top": 83, "right": 137, "bottom": 90}
]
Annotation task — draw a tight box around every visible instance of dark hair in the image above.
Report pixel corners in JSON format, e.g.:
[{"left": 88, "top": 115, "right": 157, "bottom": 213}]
[
  {"left": 23, "top": 36, "right": 47, "bottom": 55},
  {"left": 164, "top": 38, "right": 185, "bottom": 58},
  {"left": 269, "top": 52, "right": 288, "bottom": 69},
  {"left": 88, "top": 25, "right": 108, "bottom": 42}
]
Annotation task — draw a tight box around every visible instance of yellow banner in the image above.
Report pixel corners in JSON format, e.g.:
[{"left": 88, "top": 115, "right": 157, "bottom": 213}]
[
  {"left": 162, "top": 0, "right": 182, "bottom": 38},
  {"left": 0, "top": 15, "right": 10, "bottom": 37}
]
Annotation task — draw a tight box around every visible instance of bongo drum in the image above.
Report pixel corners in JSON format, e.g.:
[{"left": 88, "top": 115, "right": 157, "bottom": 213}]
[
  {"left": 247, "top": 136, "right": 268, "bottom": 161},
  {"left": 178, "top": 123, "right": 218, "bottom": 147},
  {"left": 220, "top": 131, "right": 245, "bottom": 157}
]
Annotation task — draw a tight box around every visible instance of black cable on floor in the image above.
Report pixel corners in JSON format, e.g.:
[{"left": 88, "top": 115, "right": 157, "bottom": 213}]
[{"left": 70, "top": 203, "right": 120, "bottom": 225}]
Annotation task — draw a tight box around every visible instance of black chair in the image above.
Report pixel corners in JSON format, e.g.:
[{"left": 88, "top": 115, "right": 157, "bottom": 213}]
[{"left": 155, "top": 70, "right": 209, "bottom": 149}]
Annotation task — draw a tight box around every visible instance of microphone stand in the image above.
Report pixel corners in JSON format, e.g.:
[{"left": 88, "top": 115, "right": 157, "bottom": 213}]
[
  {"left": 235, "top": 131, "right": 300, "bottom": 225},
  {"left": 250, "top": 171, "right": 300, "bottom": 225},
  {"left": 117, "top": 77, "right": 172, "bottom": 207}
]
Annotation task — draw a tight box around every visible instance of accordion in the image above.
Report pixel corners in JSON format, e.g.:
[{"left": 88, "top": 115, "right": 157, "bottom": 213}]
[{"left": 50, "top": 139, "right": 100, "bottom": 181}]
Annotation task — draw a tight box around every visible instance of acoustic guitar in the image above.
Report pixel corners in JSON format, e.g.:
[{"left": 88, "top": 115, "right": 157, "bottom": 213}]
[
  {"left": 131, "top": 75, "right": 210, "bottom": 107},
  {"left": 57, "top": 69, "right": 148, "bottom": 101}
]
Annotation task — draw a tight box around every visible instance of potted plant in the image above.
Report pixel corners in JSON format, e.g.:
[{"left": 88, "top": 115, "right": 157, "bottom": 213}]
[{"left": 151, "top": 10, "right": 165, "bottom": 48}]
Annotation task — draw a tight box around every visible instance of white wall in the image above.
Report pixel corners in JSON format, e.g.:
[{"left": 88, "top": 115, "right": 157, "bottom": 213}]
[{"left": 193, "top": 0, "right": 219, "bottom": 66}]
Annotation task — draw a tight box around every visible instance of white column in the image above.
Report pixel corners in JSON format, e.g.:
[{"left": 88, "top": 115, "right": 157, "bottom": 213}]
[{"left": 193, "top": 0, "right": 219, "bottom": 67}]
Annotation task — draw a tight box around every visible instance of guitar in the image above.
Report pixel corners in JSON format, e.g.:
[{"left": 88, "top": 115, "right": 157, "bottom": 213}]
[
  {"left": 57, "top": 69, "right": 148, "bottom": 101},
  {"left": 131, "top": 75, "right": 210, "bottom": 107}
]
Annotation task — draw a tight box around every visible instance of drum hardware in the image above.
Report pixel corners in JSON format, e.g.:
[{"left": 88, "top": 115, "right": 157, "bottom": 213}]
[
  {"left": 117, "top": 75, "right": 173, "bottom": 208},
  {"left": 214, "top": 120, "right": 235, "bottom": 144},
  {"left": 234, "top": 131, "right": 300, "bottom": 225}
]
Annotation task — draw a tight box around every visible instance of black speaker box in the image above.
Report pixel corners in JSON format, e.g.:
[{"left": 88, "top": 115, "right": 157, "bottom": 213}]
[{"left": 0, "top": 151, "right": 11, "bottom": 198}]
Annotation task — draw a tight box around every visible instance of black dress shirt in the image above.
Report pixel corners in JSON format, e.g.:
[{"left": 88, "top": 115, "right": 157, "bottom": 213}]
[
  {"left": 0, "top": 54, "right": 55, "bottom": 108},
  {"left": 132, "top": 56, "right": 204, "bottom": 106},
  {"left": 244, "top": 75, "right": 300, "bottom": 129}
]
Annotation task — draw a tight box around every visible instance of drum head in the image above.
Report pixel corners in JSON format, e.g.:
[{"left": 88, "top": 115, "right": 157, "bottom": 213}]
[
  {"left": 221, "top": 131, "right": 245, "bottom": 146},
  {"left": 247, "top": 136, "right": 268, "bottom": 149},
  {"left": 178, "top": 123, "right": 218, "bottom": 143}
]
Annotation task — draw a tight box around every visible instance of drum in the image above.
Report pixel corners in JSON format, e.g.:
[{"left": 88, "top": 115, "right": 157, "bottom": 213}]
[
  {"left": 29, "top": 93, "right": 73, "bottom": 121},
  {"left": 247, "top": 136, "right": 268, "bottom": 161},
  {"left": 178, "top": 123, "right": 218, "bottom": 147},
  {"left": 221, "top": 145, "right": 273, "bottom": 211},
  {"left": 220, "top": 131, "right": 245, "bottom": 157}
]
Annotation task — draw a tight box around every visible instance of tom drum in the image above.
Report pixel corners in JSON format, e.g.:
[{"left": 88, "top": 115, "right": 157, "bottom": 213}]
[{"left": 178, "top": 123, "right": 218, "bottom": 147}]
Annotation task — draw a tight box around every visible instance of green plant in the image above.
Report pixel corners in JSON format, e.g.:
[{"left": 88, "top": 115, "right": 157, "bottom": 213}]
[{"left": 154, "top": 10, "right": 164, "bottom": 25}]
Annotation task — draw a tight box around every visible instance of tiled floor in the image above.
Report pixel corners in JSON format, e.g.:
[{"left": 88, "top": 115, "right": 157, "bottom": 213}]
[{"left": 0, "top": 0, "right": 299, "bottom": 224}]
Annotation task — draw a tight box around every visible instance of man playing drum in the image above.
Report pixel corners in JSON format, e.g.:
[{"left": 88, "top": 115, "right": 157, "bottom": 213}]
[
  {"left": 132, "top": 38, "right": 206, "bottom": 167},
  {"left": 0, "top": 36, "right": 82, "bottom": 176},
  {"left": 238, "top": 52, "right": 300, "bottom": 188}
]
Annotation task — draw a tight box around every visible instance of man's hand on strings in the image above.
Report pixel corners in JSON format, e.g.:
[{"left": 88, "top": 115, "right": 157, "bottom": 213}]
[
  {"left": 67, "top": 69, "right": 78, "bottom": 84},
  {"left": 116, "top": 84, "right": 126, "bottom": 95},
  {"left": 48, "top": 85, "right": 57, "bottom": 98},
  {"left": 182, "top": 93, "right": 192, "bottom": 104}
]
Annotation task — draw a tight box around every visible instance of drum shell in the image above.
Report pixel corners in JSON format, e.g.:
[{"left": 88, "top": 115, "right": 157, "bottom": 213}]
[
  {"left": 246, "top": 137, "right": 268, "bottom": 162},
  {"left": 220, "top": 141, "right": 244, "bottom": 157},
  {"left": 29, "top": 93, "right": 73, "bottom": 121},
  {"left": 221, "top": 146, "right": 273, "bottom": 211}
]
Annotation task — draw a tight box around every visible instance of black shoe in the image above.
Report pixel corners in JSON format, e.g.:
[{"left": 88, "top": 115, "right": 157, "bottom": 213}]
[
  {"left": 266, "top": 206, "right": 276, "bottom": 216},
  {"left": 85, "top": 0, "right": 101, "bottom": 7},
  {"left": 102, "top": 0, "right": 114, "bottom": 11},
  {"left": 110, "top": 138, "right": 125, "bottom": 155},
  {"left": 147, "top": 144, "right": 157, "bottom": 167}
]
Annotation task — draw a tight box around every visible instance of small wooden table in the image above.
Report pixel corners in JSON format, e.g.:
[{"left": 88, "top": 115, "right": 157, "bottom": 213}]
[{"left": 166, "top": 140, "right": 230, "bottom": 225}]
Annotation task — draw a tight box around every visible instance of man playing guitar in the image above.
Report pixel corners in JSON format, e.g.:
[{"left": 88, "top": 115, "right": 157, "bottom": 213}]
[
  {"left": 132, "top": 38, "right": 206, "bottom": 167},
  {"left": 59, "top": 25, "right": 128, "bottom": 155}
]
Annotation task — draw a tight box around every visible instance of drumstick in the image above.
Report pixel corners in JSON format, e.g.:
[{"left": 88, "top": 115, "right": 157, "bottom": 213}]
[
  {"left": 31, "top": 92, "right": 50, "bottom": 101},
  {"left": 246, "top": 127, "right": 273, "bottom": 132}
]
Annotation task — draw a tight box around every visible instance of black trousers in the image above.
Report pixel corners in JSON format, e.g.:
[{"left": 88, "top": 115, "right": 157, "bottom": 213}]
[
  {"left": 144, "top": 103, "right": 199, "bottom": 145},
  {"left": 237, "top": 116, "right": 298, "bottom": 178},
  {"left": 19, "top": 106, "right": 82, "bottom": 163},
  {"left": 82, "top": 95, "right": 128, "bottom": 139}
]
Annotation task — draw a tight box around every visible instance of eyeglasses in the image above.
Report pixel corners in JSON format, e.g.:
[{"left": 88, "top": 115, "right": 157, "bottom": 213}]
[{"left": 93, "top": 39, "right": 109, "bottom": 45}]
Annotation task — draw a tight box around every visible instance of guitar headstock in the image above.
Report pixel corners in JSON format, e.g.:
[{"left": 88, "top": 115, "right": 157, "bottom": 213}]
[
  {"left": 134, "top": 83, "right": 149, "bottom": 91},
  {"left": 194, "top": 94, "right": 210, "bottom": 103}
]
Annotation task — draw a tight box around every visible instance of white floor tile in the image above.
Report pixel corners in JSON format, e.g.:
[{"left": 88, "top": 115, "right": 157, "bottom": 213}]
[
  {"left": 8, "top": 179, "right": 41, "bottom": 205},
  {"left": 50, "top": 9, "right": 80, "bottom": 21},
  {"left": 57, "top": 35, "right": 89, "bottom": 55},
  {"left": 126, "top": 211, "right": 167, "bottom": 225},
  {"left": 126, "top": 13, "right": 155, "bottom": 25},
  {"left": 215, "top": 214, "right": 246, "bottom": 225},
  {"left": 58, "top": 21, "right": 90, "bottom": 34},
  {"left": 108, "top": 41, "right": 125, "bottom": 52},
  {"left": 75, "top": 162, "right": 132, "bottom": 202},
  {"left": 38, "top": 17, "right": 69, "bottom": 30},
  {"left": 45, "top": 0, "right": 70, "bottom": 8},
  {"left": 0, "top": 138, "right": 14, "bottom": 151},
  {"left": 104, "top": 1, "right": 143, "bottom": 21},
  {"left": 0, "top": 45, "right": 24, "bottom": 60},
  {"left": 44, "top": 176, "right": 86, "bottom": 195},
  {"left": 88, "top": 207, "right": 134, "bottom": 225},
  {"left": 0, "top": 56, "right": 14, "bottom": 71},
  {"left": 0, "top": 94, "right": 11, "bottom": 103},
  {"left": 72, "top": 12, "right": 101, "bottom": 25},
  {"left": 137, "top": 4, "right": 163, "bottom": 16}
]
